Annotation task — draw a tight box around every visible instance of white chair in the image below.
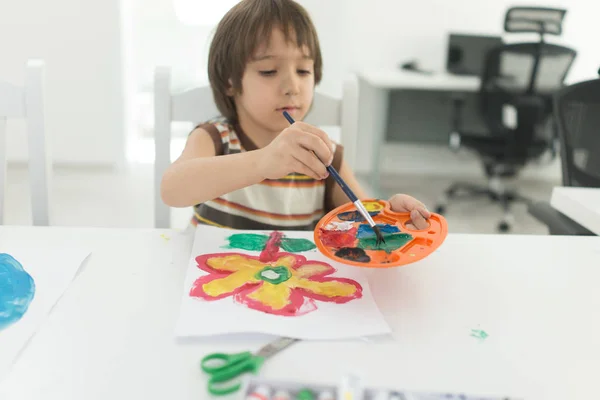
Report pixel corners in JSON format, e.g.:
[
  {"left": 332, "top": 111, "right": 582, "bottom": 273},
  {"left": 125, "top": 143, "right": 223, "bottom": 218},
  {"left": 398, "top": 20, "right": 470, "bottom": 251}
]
[
  {"left": 153, "top": 66, "right": 359, "bottom": 229},
  {"left": 0, "top": 60, "right": 50, "bottom": 226}
]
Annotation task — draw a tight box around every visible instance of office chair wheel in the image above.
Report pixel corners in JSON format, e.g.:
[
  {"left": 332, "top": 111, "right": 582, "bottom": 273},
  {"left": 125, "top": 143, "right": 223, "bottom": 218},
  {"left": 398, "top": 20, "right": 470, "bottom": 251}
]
[{"left": 497, "top": 221, "right": 511, "bottom": 232}]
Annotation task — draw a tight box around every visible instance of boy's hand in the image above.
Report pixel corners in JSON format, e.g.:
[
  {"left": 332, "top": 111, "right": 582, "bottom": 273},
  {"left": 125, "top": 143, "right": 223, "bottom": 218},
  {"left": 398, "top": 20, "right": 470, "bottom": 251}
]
[
  {"left": 257, "top": 122, "right": 334, "bottom": 180},
  {"left": 388, "top": 194, "right": 431, "bottom": 230}
]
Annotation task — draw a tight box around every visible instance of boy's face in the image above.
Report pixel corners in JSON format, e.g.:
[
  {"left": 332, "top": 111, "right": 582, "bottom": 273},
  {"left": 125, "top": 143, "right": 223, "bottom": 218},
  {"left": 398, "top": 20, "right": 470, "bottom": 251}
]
[{"left": 233, "top": 27, "right": 315, "bottom": 134}]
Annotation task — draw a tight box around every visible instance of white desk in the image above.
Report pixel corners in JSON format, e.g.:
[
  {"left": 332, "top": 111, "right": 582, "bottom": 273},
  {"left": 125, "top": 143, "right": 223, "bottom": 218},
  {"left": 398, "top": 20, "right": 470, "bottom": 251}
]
[
  {"left": 1, "top": 226, "right": 599, "bottom": 400},
  {"left": 356, "top": 68, "right": 480, "bottom": 194},
  {"left": 551, "top": 187, "right": 600, "bottom": 235},
  {"left": 359, "top": 69, "right": 480, "bottom": 91}
]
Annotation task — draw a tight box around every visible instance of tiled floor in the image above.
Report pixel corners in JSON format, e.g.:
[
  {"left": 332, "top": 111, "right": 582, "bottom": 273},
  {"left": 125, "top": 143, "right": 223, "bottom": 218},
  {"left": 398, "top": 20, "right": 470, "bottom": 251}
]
[{"left": 4, "top": 164, "right": 555, "bottom": 234}]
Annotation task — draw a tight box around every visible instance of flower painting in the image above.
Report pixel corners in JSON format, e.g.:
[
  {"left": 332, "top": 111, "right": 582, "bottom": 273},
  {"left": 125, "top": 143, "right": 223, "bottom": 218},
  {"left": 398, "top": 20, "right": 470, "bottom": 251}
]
[
  {"left": 189, "top": 232, "right": 362, "bottom": 316},
  {"left": 175, "top": 225, "right": 391, "bottom": 340}
]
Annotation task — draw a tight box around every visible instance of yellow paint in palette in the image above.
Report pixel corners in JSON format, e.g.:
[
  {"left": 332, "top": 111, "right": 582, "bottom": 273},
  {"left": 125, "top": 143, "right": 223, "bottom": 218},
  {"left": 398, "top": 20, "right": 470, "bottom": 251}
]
[{"left": 362, "top": 200, "right": 384, "bottom": 212}]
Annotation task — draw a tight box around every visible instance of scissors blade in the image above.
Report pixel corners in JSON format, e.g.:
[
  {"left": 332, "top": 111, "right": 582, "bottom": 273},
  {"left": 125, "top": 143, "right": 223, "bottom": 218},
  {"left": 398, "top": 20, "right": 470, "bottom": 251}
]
[{"left": 255, "top": 337, "right": 299, "bottom": 359}]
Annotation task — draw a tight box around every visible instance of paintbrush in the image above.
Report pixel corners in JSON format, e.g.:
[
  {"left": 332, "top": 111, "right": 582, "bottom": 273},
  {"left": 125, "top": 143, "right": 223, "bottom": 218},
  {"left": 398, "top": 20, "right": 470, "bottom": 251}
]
[{"left": 282, "top": 110, "right": 385, "bottom": 247}]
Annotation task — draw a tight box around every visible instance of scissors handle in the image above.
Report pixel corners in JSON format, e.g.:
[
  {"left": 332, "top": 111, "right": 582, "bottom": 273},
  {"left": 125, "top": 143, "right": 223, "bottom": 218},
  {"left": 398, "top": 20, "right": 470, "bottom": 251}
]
[
  {"left": 205, "top": 355, "right": 265, "bottom": 396},
  {"left": 201, "top": 351, "right": 252, "bottom": 373}
]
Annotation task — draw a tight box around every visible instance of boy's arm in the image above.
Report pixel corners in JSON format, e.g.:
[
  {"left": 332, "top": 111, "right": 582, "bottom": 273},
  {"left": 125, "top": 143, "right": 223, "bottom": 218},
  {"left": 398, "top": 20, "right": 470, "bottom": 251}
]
[{"left": 160, "top": 128, "right": 264, "bottom": 207}]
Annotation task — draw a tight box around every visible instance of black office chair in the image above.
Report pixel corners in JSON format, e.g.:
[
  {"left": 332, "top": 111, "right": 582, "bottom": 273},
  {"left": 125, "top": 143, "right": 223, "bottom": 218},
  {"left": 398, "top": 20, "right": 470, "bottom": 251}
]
[
  {"left": 528, "top": 76, "right": 600, "bottom": 235},
  {"left": 435, "top": 7, "right": 576, "bottom": 232}
]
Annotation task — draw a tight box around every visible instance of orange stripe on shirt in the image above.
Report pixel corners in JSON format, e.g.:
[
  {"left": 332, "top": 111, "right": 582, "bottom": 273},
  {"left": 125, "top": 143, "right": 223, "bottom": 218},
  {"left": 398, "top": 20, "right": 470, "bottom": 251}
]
[{"left": 212, "top": 198, "right": 323, "bottom": 220}]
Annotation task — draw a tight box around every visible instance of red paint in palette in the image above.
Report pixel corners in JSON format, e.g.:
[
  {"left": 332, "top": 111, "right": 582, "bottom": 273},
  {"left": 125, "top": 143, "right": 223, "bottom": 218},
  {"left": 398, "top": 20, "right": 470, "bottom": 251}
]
[{"left": 319, "top": 227, "right": 357, "bottom": 248}]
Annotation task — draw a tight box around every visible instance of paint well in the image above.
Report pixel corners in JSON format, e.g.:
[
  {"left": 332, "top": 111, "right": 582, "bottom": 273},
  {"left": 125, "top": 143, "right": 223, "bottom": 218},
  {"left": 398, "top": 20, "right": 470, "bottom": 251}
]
[
  {"left": 356, "top": 224, "right": 400, "bottom": 239},
  {"left": 334, "top": 247, "right": 371, "bottom": 263},
  {"left": 319, "top": 227, "right": 358, "bottom": 249},
  {"left": 358, "top": 233, "right": 413, "bottom": 253},
  {"left": 337, "top": 211, "right": 379, "bottom": 222}
]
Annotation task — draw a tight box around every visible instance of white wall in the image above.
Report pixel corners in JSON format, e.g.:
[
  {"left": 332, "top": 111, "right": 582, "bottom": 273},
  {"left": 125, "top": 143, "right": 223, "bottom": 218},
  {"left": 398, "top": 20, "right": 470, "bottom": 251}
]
[
  {"left": 1, "top": 0, "right": 125, "bottom": 167},
  {"left": 131, "top": 0, "right": 213, "bottom": 92},
  {"left": 129, "top": 0, "right": 354, "bottom": 96},
  {"left": 131, "top": 0, "right": 600, "bottom": 96}
]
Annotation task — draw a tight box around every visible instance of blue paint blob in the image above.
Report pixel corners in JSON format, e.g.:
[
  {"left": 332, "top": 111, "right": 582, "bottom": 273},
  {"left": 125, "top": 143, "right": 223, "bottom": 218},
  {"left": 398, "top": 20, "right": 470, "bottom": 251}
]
[
  {"left": 338, "top": 211, "right": 380, "bottom": 222},
  {"left": 356, "top": 224, "right": 400, "bottom": 239},
  {"left": 0, "top": 254, "right": 36, "bottom": 331}
]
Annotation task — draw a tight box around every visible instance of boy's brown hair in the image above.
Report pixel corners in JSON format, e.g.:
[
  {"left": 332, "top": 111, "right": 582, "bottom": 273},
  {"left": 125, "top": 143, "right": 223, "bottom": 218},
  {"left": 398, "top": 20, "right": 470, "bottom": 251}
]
[{"left": 208, "top": 0, "right": 323, "bottom": 122}]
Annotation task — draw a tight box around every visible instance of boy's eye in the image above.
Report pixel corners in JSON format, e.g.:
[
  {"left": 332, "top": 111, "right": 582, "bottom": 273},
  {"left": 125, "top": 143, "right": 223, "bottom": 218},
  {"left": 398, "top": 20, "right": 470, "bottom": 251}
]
[
  {"left": 259, "top": 70, "right": 276, "bottom": 76},
  {"left": 297, "top": 69, "right": 312, "bottom": 75}
]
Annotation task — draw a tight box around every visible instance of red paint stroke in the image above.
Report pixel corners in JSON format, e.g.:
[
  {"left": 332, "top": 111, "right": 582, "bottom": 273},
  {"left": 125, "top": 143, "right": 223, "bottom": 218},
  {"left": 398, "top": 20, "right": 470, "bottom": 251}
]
[
  {"left": 234, "top": 285, "right": 318, "bottom": 317},
  {"left": 189, "top": 251, "right": 363, "bottom": 317},
  {"left": 319, "top": 227, "right": 358, "bottom": 249},
  {"left": 260, "top": 231, "right": 283, "bottom": 262}
]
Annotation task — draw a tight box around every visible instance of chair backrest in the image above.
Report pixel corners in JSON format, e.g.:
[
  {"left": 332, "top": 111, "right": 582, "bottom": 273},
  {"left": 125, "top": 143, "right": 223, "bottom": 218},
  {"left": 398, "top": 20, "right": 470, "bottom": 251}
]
[
  {"left": 0, "top": 60, "right": 51, "bottom": 226},
  {"left": 478, "top": 42, "right": 576, "bottom": 162},
  {"left": 153, "top": 66, "right": 359, "bottom": 228},
  {"left": 554, "top": 78, "right": 600, "bottom": 188}
]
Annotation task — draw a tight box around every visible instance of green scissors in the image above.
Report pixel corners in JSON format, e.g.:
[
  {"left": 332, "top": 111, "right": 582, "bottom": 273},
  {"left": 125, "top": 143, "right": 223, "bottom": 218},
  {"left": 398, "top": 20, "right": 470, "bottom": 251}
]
[{"left": 200, "top": 337, "right": 299, "bottom": 396}]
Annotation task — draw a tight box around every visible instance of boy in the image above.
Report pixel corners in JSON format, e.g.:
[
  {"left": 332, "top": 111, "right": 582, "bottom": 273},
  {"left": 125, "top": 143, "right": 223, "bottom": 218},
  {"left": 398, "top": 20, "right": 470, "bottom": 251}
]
[{"left": 161, "top": 0, "right": 430, "bottom": 230}]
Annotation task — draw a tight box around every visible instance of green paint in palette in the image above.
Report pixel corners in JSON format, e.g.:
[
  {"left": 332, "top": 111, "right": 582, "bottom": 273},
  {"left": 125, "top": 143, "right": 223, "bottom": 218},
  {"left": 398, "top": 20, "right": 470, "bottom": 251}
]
[{"left": 358, "top": 233, "right": 413, "bottom": 253}]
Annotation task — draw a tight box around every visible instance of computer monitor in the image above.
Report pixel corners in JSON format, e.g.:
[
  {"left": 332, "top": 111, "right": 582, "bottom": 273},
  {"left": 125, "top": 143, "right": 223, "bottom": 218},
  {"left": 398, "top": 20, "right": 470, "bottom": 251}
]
[{"left": 446, "top": 33, "right": 503, "bottom": 76}]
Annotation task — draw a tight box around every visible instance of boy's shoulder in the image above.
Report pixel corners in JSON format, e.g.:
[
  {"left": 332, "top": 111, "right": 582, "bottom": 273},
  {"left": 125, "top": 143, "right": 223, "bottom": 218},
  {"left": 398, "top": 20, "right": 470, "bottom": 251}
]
[
  {"left": 198, "top": 117, "right": 237, "bottom": 136},
  {"left": 193, "top": 117, "right": 241, "bottom": 155}
]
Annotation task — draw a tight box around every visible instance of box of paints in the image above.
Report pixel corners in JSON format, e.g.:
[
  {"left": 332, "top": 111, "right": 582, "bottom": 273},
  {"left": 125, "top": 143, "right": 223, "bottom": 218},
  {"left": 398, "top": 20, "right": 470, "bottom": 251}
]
[{"left": 242, "top": 375, "right": 519, "bottom": 400}]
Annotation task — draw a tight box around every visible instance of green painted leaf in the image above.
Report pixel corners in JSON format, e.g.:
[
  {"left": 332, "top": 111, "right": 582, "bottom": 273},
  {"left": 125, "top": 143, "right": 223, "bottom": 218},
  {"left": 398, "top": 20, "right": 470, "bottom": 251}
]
[{"left": 280, "top": 238, "right": 316, "bottom": 253}]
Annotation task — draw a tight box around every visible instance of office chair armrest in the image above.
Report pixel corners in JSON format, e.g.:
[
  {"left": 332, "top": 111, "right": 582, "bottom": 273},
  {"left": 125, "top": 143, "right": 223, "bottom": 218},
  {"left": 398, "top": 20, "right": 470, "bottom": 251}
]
[{"left": 527, "top": 201, "right": 595, "bottom": 236}]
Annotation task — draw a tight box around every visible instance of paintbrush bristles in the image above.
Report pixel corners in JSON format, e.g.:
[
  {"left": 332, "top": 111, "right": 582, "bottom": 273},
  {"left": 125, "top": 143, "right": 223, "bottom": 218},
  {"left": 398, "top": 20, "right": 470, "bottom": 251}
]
[{"left": 372, "top": 225, "right": 386, "bottom": 247}]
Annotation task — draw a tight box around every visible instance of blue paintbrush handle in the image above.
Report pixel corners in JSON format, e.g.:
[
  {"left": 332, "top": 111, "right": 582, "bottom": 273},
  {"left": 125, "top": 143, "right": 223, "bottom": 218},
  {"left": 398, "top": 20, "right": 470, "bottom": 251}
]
[
  {"left": 282, "top": 111, "right": 359, "bottom": 203},
  {"left": 326, "top": 165, "right": 358, "bottom": 202}
]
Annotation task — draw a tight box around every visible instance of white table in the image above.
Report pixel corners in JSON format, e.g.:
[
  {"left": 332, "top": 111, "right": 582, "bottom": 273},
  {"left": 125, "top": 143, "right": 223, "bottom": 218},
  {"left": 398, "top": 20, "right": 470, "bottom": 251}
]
[
  {"left": 1, "top": 226, "right": 599, "bottom": 400},
  {"left": 356, "top": 68, "right": 480, "bottom": 195},
  {"left": 551, "top": 187, "right": 600, "bottom": 235}
]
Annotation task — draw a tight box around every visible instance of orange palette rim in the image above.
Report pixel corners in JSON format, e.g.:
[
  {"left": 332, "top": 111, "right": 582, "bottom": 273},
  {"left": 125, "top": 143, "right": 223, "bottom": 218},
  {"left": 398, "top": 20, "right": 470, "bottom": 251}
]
[{"left": 313, "top": 199, "right": 448, "bottom": 268}]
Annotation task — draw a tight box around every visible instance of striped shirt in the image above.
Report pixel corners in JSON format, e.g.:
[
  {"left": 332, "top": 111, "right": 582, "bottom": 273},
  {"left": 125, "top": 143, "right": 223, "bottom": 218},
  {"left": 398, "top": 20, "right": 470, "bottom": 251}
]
[{"left": 191, "top": 118, "right": 343, "bottom": 230}]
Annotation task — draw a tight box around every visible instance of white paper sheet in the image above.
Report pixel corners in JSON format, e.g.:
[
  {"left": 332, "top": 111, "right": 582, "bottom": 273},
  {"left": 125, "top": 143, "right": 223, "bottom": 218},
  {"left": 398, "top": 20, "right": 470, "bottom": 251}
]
[
  {"left": 0, "top": 246, "right": 90, "bottom": 381},
  {"left": 175, "top": 225, "right": 391, "bottom": 340}
]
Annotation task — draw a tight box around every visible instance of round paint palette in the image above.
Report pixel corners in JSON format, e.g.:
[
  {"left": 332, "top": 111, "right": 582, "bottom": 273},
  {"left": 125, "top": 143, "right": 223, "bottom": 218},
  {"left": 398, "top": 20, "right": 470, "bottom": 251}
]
[{"left": 314, "top": 199, "right": 448, "bottom": 268}]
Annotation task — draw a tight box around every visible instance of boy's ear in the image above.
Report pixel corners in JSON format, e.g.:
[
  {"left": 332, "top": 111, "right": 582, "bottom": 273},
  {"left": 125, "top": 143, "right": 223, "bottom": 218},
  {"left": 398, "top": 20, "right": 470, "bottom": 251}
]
[{"left": 225, "top": 79, "right": 234, "bottom": 96}]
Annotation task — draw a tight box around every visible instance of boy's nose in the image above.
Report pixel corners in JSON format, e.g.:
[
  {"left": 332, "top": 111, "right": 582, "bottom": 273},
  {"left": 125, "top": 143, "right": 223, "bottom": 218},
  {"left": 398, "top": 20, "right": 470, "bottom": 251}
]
[{"left": 283, "top": 73, "right": 300, "bottom": 96}]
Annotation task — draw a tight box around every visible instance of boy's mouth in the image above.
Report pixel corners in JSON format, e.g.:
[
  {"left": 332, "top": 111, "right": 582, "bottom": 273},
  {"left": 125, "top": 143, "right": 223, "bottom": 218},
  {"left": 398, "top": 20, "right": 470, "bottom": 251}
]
[{"left": 276, "top": 106, "right": 300, "bottom": 112}]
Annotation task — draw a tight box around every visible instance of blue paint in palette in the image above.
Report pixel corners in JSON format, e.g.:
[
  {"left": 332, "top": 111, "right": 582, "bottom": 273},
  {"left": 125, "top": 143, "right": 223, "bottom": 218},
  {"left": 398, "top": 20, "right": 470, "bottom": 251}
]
[
  {"left": 337, "top": 211, "right": 379, "bottom": 222},
  {"left": 356, "top": 224, "right": 400, "bottom": 239},
  {"left": 0, "top": 254, "right": 36, "bottom": 331}
]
